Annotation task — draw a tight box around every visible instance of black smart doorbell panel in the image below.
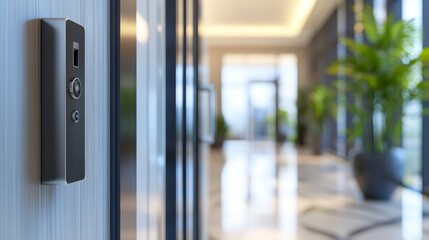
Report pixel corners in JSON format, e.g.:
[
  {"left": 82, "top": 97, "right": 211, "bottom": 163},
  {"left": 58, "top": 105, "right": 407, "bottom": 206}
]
[{"left": 41, "top": 18, "right": 85, "bottom": 184}]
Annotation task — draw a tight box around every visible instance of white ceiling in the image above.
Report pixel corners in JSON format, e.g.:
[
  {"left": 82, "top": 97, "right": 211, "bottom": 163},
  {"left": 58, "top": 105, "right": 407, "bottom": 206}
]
[
  {"left": 201, "top": 0, "right": 340, "bottom": 47},
  {"left": 203, "top": 0, "right": 299, "bottom": 26}
]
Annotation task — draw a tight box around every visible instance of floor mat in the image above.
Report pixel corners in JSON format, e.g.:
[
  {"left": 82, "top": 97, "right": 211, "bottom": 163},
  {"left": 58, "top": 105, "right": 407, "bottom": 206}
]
[{"left": 300, "top": 201, "right": 429, "bottom": 239}]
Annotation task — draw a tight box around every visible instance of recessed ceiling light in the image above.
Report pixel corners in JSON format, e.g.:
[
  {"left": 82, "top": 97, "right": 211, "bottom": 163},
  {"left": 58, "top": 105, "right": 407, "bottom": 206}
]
[{"left": 200, "top": 0, "right": 318, "bottom": 38}]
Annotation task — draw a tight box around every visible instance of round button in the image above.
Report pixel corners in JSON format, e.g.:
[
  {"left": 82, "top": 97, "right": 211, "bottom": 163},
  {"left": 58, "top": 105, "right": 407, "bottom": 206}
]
[
  {"left": 71, "top": 110, "right": 80, "bottom": 123},
  {"left": 69, "top": 78, "right": 82, "bottom": 99}
]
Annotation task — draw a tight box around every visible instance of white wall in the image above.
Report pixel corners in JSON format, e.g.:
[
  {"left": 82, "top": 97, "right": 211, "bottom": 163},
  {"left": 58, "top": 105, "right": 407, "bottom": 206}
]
[{"left": 0, "top": 1, "right": 110, "bottom": 239}]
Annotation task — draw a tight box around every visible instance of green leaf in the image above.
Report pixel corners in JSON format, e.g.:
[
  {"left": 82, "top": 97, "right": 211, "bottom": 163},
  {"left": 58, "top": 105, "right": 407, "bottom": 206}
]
[
  {"left": 325, "top": 5, "right": 423, "bottom": 151},
  {"left": 419, "top": 48, "right": 429, "bottom": 62},
  {"left": 362, "top": 4, "right": 379, "bottom": 44}
]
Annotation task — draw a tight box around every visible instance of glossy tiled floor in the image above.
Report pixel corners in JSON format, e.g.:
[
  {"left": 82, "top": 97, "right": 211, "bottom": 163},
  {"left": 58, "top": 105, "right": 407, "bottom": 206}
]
[{"left": 207, "top": 141, "right": 429, "bottom": 240}]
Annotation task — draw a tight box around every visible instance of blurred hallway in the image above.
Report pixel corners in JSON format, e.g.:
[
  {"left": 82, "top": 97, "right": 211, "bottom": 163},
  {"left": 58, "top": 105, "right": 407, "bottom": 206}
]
[
  {"left": 207, "top": 141, "right": 429, "bottom": 240},
  {"left": 3, "top": 0, "right": 429, "bottom": 239}
]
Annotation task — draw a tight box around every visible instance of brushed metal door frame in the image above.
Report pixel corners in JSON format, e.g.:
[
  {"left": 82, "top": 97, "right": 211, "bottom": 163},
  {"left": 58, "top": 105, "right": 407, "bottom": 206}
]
[
  {"left": 166, "top": 0, "right": 200, "bottom": 238},
  {"left": 110, "top": 0, "right": 200, "bottom": 238},
  {"left": 110, "top": 0, "right": 120, "bottom": 238}
]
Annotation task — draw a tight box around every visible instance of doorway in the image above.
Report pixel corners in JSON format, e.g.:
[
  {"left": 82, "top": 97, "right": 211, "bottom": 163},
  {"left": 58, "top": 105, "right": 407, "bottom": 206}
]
[{"left": 221, "top": 54, "right": 298, "bottom": 143}]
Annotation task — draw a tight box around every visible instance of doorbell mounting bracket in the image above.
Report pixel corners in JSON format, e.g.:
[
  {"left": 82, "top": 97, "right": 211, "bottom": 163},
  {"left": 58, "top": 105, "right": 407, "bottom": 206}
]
[{"left": 41, "top": 18, "right": 85, "bottom": 184}]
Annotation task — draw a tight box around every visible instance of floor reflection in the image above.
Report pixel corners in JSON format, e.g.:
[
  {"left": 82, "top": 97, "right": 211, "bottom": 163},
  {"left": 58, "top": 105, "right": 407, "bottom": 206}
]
[{"left": 207, "top": 140, "right": 429, "bottom": 240}]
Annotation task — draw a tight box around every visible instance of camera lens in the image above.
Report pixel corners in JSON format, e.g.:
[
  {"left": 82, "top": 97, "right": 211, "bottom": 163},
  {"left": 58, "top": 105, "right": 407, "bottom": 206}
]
[
  {"left": 71, "top": 110, "right": 80, "bottom": 123},
  {"left": 69, "top": 78, "right": 82, "bottom": 99}
]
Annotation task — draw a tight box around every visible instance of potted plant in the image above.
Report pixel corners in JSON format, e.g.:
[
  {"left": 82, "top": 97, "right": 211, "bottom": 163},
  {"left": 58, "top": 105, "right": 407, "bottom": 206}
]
[
  {"left": 212, "top": 115, "right": 229, "bottom": 148},
  {"left": 305, "top": 85, "right": 336, "bottom": 155},
  {"left": 266, "top": 109, "right": 289, "bottom": 142},
  {"left": 328, "top": 5, "right": 429, "bottom": 200},
  {"left": 277, "top": 109, "right": 289, "bottom": 142},
  {"left": 297, "top": 88, "right": 310, "bottom": 146}
]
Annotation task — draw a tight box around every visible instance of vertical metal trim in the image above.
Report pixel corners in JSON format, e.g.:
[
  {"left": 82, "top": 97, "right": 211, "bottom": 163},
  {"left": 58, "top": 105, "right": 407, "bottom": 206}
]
[
  {"left": 165, "top": 0, "right": 177, "bottom": 238},
  {"left": 193, "top": 0, "right": 200, "bottom": 238},
  {"left": 110, "top": 0, "right": 120, "bottom": 238},
  {"left": 345, "top": 0, "right": 355, "bottom": 158},
  {"left": 422, "top": 0, "right": 429, "bottom": 190},
  {"left": 274, "top": 80, "right": 280, "bottom": 143},
  {"left": 182, "top": 0, "right": 188, "bottom": 239},
  {"left": 364, "top": 0, "right": 374, "bottom": 7},
  {"left": 387, "top": 0, "right": 402, "bottom": 20}
]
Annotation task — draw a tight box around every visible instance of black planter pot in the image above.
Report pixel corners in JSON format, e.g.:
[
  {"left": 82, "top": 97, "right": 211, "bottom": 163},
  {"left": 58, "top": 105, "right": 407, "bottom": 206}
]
[
  {"left": 354, "top": 148, "right": 405, "bottom": 200},
  {"left": 311, "top": 133, "right": 322, "bottom": 155},
  {"left": 212, "top": 135, "right": 225, "bottom": 149}
]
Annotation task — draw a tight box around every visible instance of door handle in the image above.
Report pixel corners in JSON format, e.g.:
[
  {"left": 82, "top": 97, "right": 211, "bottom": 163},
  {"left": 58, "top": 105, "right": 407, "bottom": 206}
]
[{"left": 199, "top": 83, "right": 216, "bottom": 144}]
